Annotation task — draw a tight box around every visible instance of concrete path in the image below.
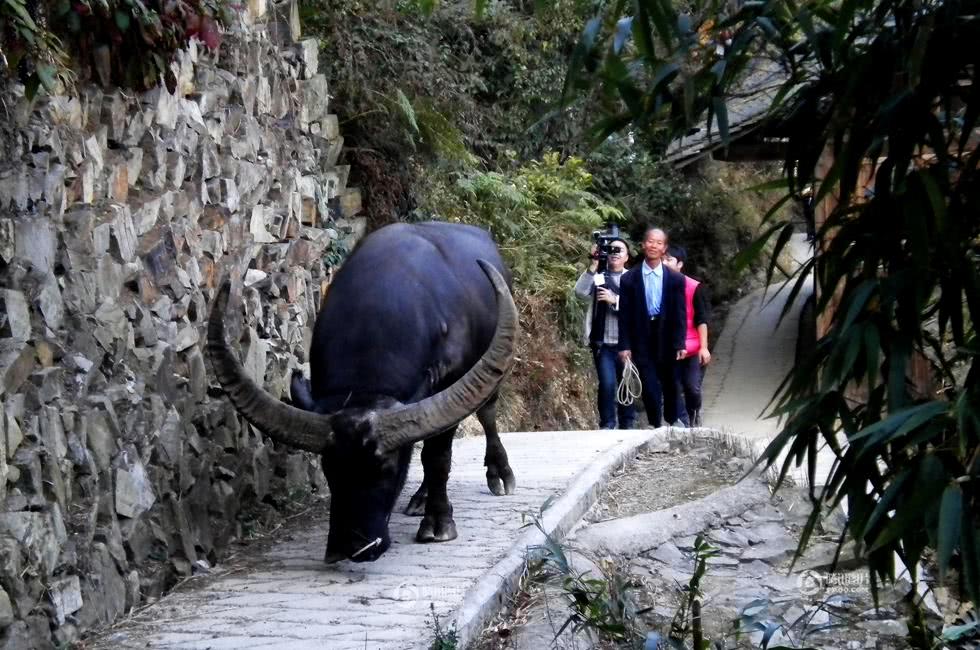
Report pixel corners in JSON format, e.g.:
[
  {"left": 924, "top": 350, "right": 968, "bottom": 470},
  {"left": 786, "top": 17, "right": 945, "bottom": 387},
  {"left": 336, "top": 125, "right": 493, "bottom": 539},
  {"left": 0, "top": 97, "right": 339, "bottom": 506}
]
[
  {"left": 701, "top": 233, "right": 834, "bottom": 484},
  {"left": 700, "top": 279, "right": 807, "bottom": 441},
  {"left": 91, "top": 428, "right": 663, "bottom": 650}
]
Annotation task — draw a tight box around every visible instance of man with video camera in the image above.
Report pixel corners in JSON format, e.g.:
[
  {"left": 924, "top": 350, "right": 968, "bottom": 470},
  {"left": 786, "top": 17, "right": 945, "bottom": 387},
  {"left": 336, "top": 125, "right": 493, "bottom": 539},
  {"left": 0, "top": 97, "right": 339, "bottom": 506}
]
[{"left": 574, "top": 227, "right": 636, "bottom": 430}]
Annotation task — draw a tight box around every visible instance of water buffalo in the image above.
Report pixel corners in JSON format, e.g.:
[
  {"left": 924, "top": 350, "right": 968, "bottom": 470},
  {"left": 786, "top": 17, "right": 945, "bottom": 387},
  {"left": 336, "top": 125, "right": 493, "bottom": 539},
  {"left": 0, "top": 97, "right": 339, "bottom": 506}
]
[{"left": 207, "top": 222, "right": 518, "bottom": 562}]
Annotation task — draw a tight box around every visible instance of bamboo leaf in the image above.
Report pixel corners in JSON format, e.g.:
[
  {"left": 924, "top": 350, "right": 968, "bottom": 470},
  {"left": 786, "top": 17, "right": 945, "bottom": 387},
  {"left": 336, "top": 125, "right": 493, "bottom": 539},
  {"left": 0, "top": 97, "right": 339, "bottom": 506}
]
[
  {"left": 862, "top": 469, "right": 910, "bottom": 538},
  {"left": 645, "top": 0, "right": 675, "bottom": 47},
  {"left": 732, "top": 219, "right": 789, "bottom": 272},
  {"left": 776, "top": 258, "right": 815, "bottom": 326},
  {"left": 711, "top": 96, "right": 729, "bottom": 144},
  {"left": 588, "top": 113, "right": 635, "bottom": 146},
  {"left": 850, "top": 401, "right": 948, "bottom": 448},
  {"left": 613, "top": 16, "right": 633, "bottom": 54},
  {"left": 840, "top": 280, "right": 877, "bottom": 332},
  {"left": 6, "top": 0, "right": 38, "bottom": 29},
  {"left": 563, "top": 17, "right": 603, "bottom": 102},
  {"left": 869, "top": 454, "right": 947, "bottom": 552},
  {"left": 763, "top": 222, "right": 795, "bottom": 288},
  {"left": 938, "top": 483, "right": 962, "bottom": 579},
  {"left": 36, "top": 64, "right": 57, "bottom": 93},
  {"left": 633, "top": 1, "right": 657, "bottom": 58},
  {"left": 863, "top": 325, "right": 880, "bottom": 387},
  {"left": 650, "top": 62, "right": 680, "bottom": 94}
]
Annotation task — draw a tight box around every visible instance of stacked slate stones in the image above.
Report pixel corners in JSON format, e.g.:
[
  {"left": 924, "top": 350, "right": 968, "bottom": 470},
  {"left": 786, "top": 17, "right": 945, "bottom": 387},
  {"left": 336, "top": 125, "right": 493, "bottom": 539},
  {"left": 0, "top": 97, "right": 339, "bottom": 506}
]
[{"left": 0, "top": 1, "right": 364, "bottom": 646}]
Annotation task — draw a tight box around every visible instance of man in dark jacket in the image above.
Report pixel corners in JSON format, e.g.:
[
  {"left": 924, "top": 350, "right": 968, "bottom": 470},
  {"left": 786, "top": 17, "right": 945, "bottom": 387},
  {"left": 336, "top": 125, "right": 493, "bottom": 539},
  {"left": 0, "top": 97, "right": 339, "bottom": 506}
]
[{"left": 617, "top": 226, "right": 687, "bottom": 426}]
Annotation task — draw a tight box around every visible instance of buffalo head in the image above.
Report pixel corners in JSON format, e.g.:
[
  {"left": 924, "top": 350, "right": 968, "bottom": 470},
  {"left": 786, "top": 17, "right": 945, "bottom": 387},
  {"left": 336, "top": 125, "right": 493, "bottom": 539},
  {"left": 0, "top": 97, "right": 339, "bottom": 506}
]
[{"left": 206, "top": 260, "right": 517, "bottom": 562}]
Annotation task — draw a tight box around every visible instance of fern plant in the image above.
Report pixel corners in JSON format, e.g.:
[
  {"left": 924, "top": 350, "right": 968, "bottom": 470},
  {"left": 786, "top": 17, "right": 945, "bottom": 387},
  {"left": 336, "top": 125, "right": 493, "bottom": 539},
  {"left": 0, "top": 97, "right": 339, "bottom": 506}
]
[
  {"left": 386, "top": 89, "right": 479, "bottom": 168},
  {"left": 452, "top": 153, "right": 622, "bottom": 311}
]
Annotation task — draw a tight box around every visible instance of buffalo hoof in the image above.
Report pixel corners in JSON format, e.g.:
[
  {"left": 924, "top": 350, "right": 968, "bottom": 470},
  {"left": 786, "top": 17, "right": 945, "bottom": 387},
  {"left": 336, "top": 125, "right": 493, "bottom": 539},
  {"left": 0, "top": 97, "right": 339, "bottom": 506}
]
[
  {"left": 324, "top": 550, "right": 347, "bottom": 564},
  {"left": 416, "top": 516, "right": 457, "bottom": 543},
  {"left": 404, "top": 490, "right": 426, "bottom": 516},
  {"left": 486, "top": 467, "right": 517, "bottom": 496}
]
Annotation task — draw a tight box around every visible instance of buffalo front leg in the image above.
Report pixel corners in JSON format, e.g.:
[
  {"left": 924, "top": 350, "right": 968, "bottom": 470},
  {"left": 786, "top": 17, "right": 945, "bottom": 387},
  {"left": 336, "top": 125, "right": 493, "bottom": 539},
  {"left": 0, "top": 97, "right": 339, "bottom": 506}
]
[
  {"left": 478, "top": 394, "right": 516, "bottom": 496},
  {"left": 416, "top": 428, "right": 458, "bottom": 543}
]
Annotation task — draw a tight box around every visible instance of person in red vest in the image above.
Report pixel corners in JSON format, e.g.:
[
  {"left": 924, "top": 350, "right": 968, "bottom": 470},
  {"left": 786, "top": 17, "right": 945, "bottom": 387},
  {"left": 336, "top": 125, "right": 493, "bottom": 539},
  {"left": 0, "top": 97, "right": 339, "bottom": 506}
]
[{"left": 664, "top": 245, "right": 711, "bottom": 426}]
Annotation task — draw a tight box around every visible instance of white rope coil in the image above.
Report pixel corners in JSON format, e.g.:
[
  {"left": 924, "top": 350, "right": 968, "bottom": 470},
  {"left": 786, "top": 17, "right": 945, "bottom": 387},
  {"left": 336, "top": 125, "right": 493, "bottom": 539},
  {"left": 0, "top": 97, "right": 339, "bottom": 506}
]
[{"left": 617, "top": 358, "right": 642, "bottom": 406}]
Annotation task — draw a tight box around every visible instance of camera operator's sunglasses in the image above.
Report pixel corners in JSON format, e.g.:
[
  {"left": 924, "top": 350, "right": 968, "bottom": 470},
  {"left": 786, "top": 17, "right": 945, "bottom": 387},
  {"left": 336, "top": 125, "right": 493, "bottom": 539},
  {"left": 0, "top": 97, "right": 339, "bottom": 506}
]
[{"left": 610, "top": 247, "right": 627, "bottom": 255}]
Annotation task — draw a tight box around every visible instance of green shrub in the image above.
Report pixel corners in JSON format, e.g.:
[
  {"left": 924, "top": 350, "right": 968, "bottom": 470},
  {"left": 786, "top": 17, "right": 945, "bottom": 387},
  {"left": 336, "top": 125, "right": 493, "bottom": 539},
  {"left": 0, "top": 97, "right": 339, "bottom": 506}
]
[
  {"left": 418, "top": 151, "right": 623, "bottom": 340},
  {"left": 528, "top": 514, "right": 646, "bottom": 645},
  {"left": 1, "top": 0, "right": 72, "bottom": 96},
  {"left": 1, "top": 0, "right": 231, "bottom": 97}
]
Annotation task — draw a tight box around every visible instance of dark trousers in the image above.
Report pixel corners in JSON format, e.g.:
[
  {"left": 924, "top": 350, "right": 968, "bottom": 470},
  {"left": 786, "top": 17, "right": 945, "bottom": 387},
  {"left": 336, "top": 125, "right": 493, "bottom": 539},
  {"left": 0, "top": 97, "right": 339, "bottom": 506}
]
[
  {"left": 636, "top": 319, "right": 680, "bottom": 427},
  {"left": 675, "top": 356, "right": 704, "bottom": 426},
  {"left": 592, "top": 344, "right": 636, "bottom": 429}
]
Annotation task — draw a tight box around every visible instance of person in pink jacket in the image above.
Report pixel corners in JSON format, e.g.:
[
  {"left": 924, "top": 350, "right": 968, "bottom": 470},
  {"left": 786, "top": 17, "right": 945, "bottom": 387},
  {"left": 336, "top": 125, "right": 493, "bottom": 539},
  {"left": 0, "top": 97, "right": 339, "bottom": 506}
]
[{"left": 664, "top": 245, "right": 711, "bottom": 426}]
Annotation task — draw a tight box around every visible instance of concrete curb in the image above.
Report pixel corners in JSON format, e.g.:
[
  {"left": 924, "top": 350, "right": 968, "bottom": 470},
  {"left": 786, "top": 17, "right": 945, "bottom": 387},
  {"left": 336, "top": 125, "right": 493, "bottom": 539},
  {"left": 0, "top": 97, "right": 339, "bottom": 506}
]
[
  {"left": 572, "top": 480, "right": 773, "bottom": 556},
  {"left": 449, "top": 426, "right": 668, "bottom": 648},
  {"left": 449, "top": 426, "right": 769, "bottom": 648}
]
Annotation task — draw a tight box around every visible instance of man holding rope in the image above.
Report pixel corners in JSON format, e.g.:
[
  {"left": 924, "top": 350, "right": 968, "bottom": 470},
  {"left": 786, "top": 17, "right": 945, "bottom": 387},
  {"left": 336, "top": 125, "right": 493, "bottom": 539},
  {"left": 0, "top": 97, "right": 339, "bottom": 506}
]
[{"left": 617, "top": 226, "right": 688, "bottom": 427}]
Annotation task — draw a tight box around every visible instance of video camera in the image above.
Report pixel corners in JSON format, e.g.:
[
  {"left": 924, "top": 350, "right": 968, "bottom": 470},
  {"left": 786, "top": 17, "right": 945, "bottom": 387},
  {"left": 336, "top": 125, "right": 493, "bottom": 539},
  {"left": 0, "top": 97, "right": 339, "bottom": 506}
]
[{"left": 590, "top": 223, "right": 622, "bottom": 273}]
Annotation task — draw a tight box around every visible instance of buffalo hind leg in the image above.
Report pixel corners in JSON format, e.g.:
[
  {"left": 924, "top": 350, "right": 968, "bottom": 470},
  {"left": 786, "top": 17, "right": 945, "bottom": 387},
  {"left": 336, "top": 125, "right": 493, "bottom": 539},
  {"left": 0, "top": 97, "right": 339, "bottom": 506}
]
[
  {"left": 404, "top": 480, "right": 427, "bottom": 516},
  {"left": 479, "top": 394, "right": 516, "bottom": 496},
  {"left": 416, "top": 428, "right": 458, "bottom": 543}
]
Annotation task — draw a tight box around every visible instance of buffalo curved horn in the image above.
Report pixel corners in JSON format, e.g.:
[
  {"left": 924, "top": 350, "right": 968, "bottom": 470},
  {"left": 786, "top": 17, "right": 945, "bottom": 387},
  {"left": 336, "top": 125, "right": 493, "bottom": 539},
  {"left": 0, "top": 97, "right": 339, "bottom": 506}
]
[
  {"left": 207, "top": 280, "right": 334, "bottom": 454},
  {"left": 376, "top": 259, "right": 518, "bottom": 452}
]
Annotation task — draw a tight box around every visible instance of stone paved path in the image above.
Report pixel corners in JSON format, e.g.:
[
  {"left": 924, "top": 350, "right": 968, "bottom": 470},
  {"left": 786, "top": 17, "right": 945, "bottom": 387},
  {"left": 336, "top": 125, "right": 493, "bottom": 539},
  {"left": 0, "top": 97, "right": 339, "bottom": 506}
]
[{"left": 92, "top": 429, "right": 656, "bottom": 649}]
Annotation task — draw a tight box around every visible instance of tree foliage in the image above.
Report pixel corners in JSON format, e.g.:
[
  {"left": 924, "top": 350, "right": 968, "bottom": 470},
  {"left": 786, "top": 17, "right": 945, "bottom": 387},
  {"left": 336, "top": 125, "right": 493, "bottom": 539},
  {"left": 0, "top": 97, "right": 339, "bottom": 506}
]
[
  {"left": 563, "top": 0, "right": 980, "bottom": 617},
  {"left": 420, "top": 151, "right": 622, "bottom": 326},
  {"left": 1, "top": 0, "right": 71, "bottom": 95},
  {"left": 1, "top": 0, "right": 229, "bottom": 96},
  {"left": 301, "top": 0, "right": 603, "bottom": 226}
]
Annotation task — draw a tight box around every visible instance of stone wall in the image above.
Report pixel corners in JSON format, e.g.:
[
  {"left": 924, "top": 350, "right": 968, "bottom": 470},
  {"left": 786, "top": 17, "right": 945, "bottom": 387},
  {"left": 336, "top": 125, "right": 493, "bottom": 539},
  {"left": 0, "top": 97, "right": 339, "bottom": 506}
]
[{"left": 0, "top": 3, "right": 362, "bottom": 647}]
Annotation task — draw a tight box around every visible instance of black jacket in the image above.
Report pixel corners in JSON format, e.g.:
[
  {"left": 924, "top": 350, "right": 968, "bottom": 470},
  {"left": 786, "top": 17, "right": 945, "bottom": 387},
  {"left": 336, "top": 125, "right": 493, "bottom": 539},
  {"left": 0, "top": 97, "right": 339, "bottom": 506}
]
[{"left": 617, "top": 262, "right": 687, "bottom": 364}]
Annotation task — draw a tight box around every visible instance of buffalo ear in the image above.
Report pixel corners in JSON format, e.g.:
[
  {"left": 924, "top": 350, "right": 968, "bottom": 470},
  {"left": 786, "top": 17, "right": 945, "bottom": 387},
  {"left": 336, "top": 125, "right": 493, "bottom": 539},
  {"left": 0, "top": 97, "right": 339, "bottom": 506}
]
[{"left": 289, "top": 371, "right": 316, "bottom": 410}]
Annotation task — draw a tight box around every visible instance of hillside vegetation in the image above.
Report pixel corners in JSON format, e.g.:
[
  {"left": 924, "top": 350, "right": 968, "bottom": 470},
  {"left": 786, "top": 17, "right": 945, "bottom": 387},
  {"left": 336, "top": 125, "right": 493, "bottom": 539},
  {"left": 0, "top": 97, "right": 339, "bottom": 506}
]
[{"left": 303, "top": 0, "right": 783, "bottom": 430}]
